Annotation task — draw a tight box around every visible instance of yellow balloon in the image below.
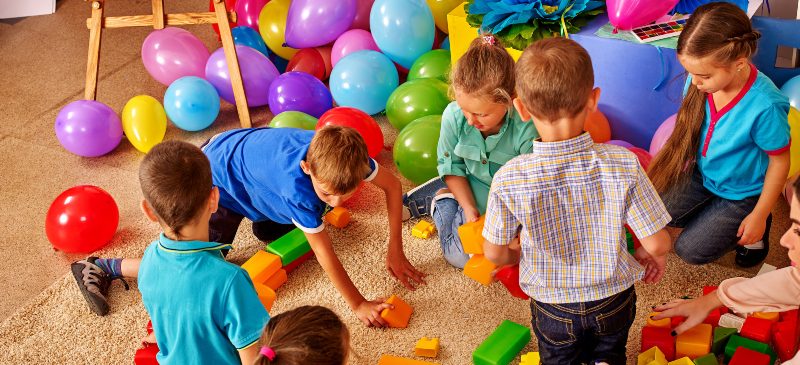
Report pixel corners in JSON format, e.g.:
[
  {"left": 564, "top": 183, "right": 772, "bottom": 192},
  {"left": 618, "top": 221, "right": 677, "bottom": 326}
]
[
  {"left": 426, "top": 0, "right": 462, "bottom": 33},
  {"left": 788, "top": 107, "right": 800, "bottom": 178},
  {"left": 121, "top": 95, "right": 167, "bottom": 153},
  {"left": 259, "top": 0, "right": 297, "bottom": 60}
]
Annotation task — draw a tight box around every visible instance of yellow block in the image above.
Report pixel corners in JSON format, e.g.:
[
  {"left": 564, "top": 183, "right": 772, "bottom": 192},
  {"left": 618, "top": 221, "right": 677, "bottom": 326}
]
[
  {"left": 414, "top": 337, "right": 440, "bottom": 358},
  {"left": 458, "top": 215, "right": 486, "bottom": 254},
  {"left": 380, "top": 295, "right": 414, "bottom": 328},
  {"left": 377, "top": 355, "right": 439, "bottom": 365},
  {"left": 752, "top": 311, "right": 779, "bottom": 322},
  {"left": 446, "top": 3, "right": 522, "bottom": 65},
  {"left": 241, "top": 250, "right": 282, "bottom": 284},
  {"left": 463, "top": 254, "right": 497, "bottom": 286},
  {"left": 675, "top": 323, "right": 712, "bottom": 359},
  {"left": 253, "top": 281, "right": 276, "bottom": 312},
  {"left": 638, "top": 346, "right": 667, "bottom": 365},
  {"left": 264, "top": 269, "right": 287, "bottom": 291},
  {"left": 412, "top": 221, "right": 436, "bottom": 239},
  {"left": 646, "top": 312, "right": 672, "bottom": 329},
  {"left": 667, "top": 357, "right": 694, "bottom": 365},
  {"left": 521, "top": 351, "right": 541, "bottom": 365}
]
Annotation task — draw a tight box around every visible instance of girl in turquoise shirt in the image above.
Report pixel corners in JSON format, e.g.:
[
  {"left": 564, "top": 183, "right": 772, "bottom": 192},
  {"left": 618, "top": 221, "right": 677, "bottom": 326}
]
[{"left": 403, "top": 35, "right": 539, "bottom": 268}]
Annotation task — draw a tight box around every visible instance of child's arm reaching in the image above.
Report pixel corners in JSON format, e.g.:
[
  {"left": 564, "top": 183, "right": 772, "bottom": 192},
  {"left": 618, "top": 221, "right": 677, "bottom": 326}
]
[
  {"left": 633, "top": 229, "right": 671, "bottom": 284},
  {"left": 738, "top": 151, "right": 790, "bottom": 244},
  {"left": 444, "top": 175, "right": 481, "bottom": 223},
  {"left": 304, "top": 229, "right": 392, "bottom": 327}
]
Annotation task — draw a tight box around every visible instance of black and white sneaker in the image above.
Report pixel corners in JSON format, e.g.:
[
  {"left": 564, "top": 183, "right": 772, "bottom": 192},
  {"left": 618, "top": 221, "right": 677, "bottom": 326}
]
[
  {"left": 71, "top": 257, "right": 129, "bottom": 316},
  {"left": 402, "top": 177, "right": 447, "bottom": 219}
]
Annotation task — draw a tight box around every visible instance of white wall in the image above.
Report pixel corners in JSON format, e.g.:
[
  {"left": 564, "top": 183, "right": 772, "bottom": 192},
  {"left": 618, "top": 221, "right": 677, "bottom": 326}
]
[{"left": 0, "top": 0, "right": 55, "bottom": 19}]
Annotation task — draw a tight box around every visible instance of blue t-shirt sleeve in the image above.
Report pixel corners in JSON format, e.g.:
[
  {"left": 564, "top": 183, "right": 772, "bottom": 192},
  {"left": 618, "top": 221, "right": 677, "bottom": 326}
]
[
  {"left": 221, "top": 270, "right": 270, "bottom": 350},
  {"left": 289, "top": 199, "right": 325, "bottom": 233},
  {"left": 751, "top": 103, "right": 791, "bottom": 154},
  {"left": 364, "top": 158, "right": 379, "bottom": 182}
]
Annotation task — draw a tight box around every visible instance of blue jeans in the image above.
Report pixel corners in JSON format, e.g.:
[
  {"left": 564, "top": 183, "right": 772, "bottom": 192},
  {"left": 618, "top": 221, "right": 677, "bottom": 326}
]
[
  {"left": 661, "top": 169, "right": 770, "bottom": 265},
  {"left": 531, "top": 286, "right": 636, "bottom": 365},
  {"left": 431, "top": 196, "right": 470, "bottom": 268}
]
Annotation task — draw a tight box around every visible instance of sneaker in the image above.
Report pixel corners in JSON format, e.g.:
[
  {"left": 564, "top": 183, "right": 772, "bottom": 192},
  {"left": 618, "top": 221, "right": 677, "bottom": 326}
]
[
  {"left": 71, "top": 257, "right": 129, "bottom": 316},
  {"left": 402, "top": 177, "right": 447, "bottom": 219},
  {"left": 735, "top": 242, "right": 769, "bottom": 268}
]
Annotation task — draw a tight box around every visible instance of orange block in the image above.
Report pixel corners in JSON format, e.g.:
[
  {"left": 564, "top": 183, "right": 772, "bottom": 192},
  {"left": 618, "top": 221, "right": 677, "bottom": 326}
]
[
  {"left": 458, "top": 215, "right": 485, "bottom": 254},
  {"left": 264, "top": 269, "right": 287, "bottom": 291},
  {"left": 647, "top": 312, "right": 672, "bottom": 329},
  {"left": 241, "top": 250, "right": 282, "bottom": 284},
  {"left": 380, "top": 295, "right": 413, "bottom": 328},
  {"left": 324, "top": 207, "right": 350, "bottom": 228},
  {"left": 414, "top": 337, "right": 440, "bottom": 358},
  {"left": 464, "top": 254, "right": 497, "bottom": 286},
  {"left": 412, "top": 221, "right": 436, "bottom": 239},
  {"left": 378, "top": 354, "right": 438, "bottom": 365},
  {"left": 253, "top": 281, "right": 276, "bottom": 312},
  {"left": 675, "top": 323, "right": 712, "bottom": 359},
  {"left": 752, "top": 312, "right": 779, "bottom": 322}
]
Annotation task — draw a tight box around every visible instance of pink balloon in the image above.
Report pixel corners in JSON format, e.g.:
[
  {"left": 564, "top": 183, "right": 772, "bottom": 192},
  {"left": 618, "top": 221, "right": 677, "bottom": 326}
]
[
  {"left": 606, "top": 139, "right": 634, "bottom": 149},
  {"left": 141, "top": 28, "right": 210, "bottom": 86},
  {"left": 350, "top": 0, "right": 374, "bottom": 30},
  {"left": 607, "top": 0, "right": 680, "bottom": 30},
  {"left": 331, "top": 29, "right": 380, "bottom": 66},
  {"left": 235, "top": 0, "right": 269, "bottom": 33},
  {"left": 649, "top": 113, "right": 676, "bottom": 157}
]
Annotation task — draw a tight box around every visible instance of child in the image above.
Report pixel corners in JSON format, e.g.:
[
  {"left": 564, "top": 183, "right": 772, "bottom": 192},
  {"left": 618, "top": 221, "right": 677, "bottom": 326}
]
[
  {"left": 648, "top": 2, "right": 791, "bottom": 268},
  {"left": 402, "top": 35, "right": 539, "bottom": 268},
  {"left": 253, "top": 305, "right": 349, "bottom": 365},
  {"left": 134, "top": 141, "right": 270, "bottom": 364},
  {"left": 72, "top": 126, "right": 425, "bottom": 327},
  {"left": 482, "top": 37, "right": 673, "bottom": 364},
  {"left": 653, "top": 177, "right": 800, "bottom": 362}
]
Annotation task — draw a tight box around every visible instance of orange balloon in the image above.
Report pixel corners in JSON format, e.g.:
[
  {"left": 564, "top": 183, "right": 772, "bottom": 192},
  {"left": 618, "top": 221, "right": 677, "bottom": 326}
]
[{"left": 585, "top": 109, "right": 611, "bottom": 143}]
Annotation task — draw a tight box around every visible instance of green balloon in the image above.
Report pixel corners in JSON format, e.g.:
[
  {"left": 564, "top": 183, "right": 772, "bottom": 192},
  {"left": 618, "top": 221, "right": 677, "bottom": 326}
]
[
  {"left": 270, "top": 111, "right": 318, "bottom": 130},
  {"left": 408, "top": 49, "right": 452, "bottom": 82},
  {"left": 386, "top": 78, "right": 451, "bottom": 131},
  {"left": 393, "top": 115, "right": 442, "bottom": 184}
]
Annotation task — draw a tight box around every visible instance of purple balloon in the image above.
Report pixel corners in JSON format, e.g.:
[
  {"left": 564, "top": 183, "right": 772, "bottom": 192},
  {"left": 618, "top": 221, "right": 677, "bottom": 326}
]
[
  {"left": 235, "top": 0, "right": 269, "bottom": 33},
  {"left": 606, "top": 139, "right": 635, "bottom": 149},
  {"left": 332, "top": 29, "right": 380, "bottom": 67},
  {"left": 285, "top": 0, "right": 357, "bottom": 49},
  {"left": 205, "top": 45, "right": 279, "bottom": 107},
  {"left": 55, "top": 100, "right": 123, "bottom": 157},
  {"left": 141, "top": 27, "right": 210, "bottom": 86},
  {"left": 350, "top": 0, "right": 374, "bottom": 30},
  {"left": 268, "top": 71, "right": 333, "bottom": 118}
]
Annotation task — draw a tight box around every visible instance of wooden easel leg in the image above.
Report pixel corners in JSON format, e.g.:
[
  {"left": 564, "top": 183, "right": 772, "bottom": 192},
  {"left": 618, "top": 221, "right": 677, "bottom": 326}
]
[
  {"left": 212, "top": 0, "right": 252, "bottom": 128},
  {"left": 151, "top": 0, "right": 165, "bottom": 29},
  {"left": 84, "top": 0, "right": 104, "bottom": 101}
]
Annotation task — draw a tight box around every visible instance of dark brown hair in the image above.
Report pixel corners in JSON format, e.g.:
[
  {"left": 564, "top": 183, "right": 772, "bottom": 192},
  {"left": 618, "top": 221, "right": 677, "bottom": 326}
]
[
  {"left": 450, "top": 34, "right": 516, "bottom": 104},
  {"left": 648, "top": 2, "right": 759, "bottom": 192},
  {"left": 253, "top": 305, "right": 349, "bottom": 365},
  {"left": 306, "top": 125, "right": 371, "bottom": 195},
  {"left": 139, "top": 140, "right": 212, "bottom": 238},
  {"left": 514, "top": 37, "right": 594, "bottom": 121}
]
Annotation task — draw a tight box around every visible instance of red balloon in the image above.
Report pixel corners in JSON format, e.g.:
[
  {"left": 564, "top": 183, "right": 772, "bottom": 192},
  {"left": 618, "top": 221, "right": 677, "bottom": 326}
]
[
  {"left": 45, "top": 185, "right": 119, "bottom": 253},
  {"left": 316, "top": 107, "right": 384, "bottom": 158},
  {"left": 209, "top": 0, "right": 238, "bottom": 40},
  {"left": 625, "top": 146, "right": 652, "bottom": 170},
  {"left": 287, "top": 48, "right": 327, "bottom": 81}
]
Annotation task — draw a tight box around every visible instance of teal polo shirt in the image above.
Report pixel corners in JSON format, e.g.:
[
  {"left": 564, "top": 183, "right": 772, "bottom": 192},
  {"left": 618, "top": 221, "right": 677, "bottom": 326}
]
[
  {"left": 139, "top": 234, "right": 269, "bottom": 365},
  {"left": 437, "top": 101, "right": 539, "bottom": 214},
  {"left": 694, "top": 67, "right": 791, "bottom": 200}
]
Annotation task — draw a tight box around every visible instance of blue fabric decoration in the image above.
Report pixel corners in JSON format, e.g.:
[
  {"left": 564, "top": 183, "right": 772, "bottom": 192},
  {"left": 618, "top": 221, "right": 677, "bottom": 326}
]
[{"left": 469, "top": 0, "right": 604, "bottom": 34}]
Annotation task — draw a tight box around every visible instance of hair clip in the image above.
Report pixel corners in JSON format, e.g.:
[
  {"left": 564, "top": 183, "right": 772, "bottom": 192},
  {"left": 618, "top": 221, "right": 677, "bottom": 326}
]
[
  {"left": 260, "top": 346, "right": 276, "bottom": 361},
  {"left": 482, "top": 35, "right": 496, "bottom": 46}
]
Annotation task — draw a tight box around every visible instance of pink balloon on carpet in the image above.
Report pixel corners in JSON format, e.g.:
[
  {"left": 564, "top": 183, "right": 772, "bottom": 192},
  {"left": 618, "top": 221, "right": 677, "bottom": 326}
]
[{"left": 649, "top": 113, "right": 677, "bottom": 157}]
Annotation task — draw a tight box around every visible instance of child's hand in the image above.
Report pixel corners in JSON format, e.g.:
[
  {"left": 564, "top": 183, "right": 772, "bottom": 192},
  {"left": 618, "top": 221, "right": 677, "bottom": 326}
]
[
  {"left": 653, "top": 293, "right": 723, "bottom": 335},
  {"left": 737, "top": 212, "right": 767, "bottom": 245},
  {"left": 386, "top": 248, "right": 427, "bottom": 290},
  {"left": 355, "top": 299, "right": 392, "bottom": 327},
  {"left": 463, "top": 207, "right": 481, "bottom": 223},
  {"left": 633, "top": 246, "right": 666, "bottom": 284}
]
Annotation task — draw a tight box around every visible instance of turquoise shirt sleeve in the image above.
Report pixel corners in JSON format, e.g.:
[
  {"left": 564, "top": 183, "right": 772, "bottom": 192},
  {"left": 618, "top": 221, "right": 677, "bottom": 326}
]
[
  {"left": 751, "top": 103, "right": 791, "bottom": 153},
  {"left": 222, "top": 270, "right": 270, "bottom": 350},
  {"left": 437, "top": 103, "right": 468, "bottom": 177}
]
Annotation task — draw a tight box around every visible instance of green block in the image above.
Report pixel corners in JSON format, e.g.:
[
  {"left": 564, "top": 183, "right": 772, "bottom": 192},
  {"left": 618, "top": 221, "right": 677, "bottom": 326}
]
[
  {"left": 473, "top": 320, "right": 532, "bottom": 365},
  {"left": 626, "top": 231, "right": 635, "bottom": 255},
  {"left": 693, "top": 353, "right": 718, "bottom": 365},
  {"left": 712, "top": 327, "right": 737, "bottom": 355},
  {"left": 724, "top": 335, "right": 776, "bottom": 364},
  {"left": 266, "top": 228, "right": 310, "bottom": 266}
]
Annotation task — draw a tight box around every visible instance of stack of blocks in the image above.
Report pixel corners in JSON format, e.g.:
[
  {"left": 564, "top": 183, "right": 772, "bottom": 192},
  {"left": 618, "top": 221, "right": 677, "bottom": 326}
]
[
  {"left": 473, "top": 320, "right": 531, "bottom": 365},
  {"left": 458, "top": 216, "right": 498, "bottom": 286}
]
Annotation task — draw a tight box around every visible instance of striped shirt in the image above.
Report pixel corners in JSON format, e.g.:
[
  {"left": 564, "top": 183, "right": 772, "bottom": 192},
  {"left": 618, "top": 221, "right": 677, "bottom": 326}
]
[{"left": 483, "top": 133, "right": 671, "bottom": 303}]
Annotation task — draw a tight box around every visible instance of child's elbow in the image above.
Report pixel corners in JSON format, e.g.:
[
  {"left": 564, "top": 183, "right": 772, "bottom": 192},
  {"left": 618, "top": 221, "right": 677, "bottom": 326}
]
[{"left": 483, "top": 241, "right": 504, "bottom": 264}]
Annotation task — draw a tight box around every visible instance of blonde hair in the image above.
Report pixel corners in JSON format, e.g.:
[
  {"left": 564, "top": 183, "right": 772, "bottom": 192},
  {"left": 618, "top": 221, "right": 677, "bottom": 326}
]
[
  {"left": 306, "top": 125, "right": 371, "bottom": 195},
  {"left": 514, "top": 37, "right": 594, "bottom": 121},
  {"left": 450, "top": 35, "right": 516, "bottom": 104},
  {"left": 254, "top": 306, "right": 349, "bottom": 365}
]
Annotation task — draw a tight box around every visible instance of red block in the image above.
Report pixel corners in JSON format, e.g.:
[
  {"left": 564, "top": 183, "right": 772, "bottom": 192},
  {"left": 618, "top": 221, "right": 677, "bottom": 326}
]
[
  {"left": 495, "top": 265, "right": 529, "bottom": 300},
  {"left": 134, "top": 343, "right": 159, "bottom": 365},
  {"left": 642, "top": 326, "right": 675, "bottom": 361},
  {"left": 284, "top": 251, "right": 314, "bottom": 273},
  {"left": 728, "top": 346, "right": 770, "bottom": 365},
  {"left": 774, "top": 318, "right": 800, "bottom": 362},
  {"left": 671, "top": 316, "right": 686, "bottom": 329},
  {"left": 702, "top": 286, "right": 729, "bottom": 314},
  {"left": 780, "top": 309, "right": 799, "bottom": 323},
  {"left": 703, "top": 308, "right": 721, "bottom": 327},
  {"left": 740, "top": 316, "right": 773, "bottom": 343}
]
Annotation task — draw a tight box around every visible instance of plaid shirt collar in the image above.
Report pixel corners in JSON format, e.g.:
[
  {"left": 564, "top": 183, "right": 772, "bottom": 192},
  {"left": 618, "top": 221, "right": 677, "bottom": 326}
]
[{"left": 532, "top": 132, "right": 594, "bottom": 156}]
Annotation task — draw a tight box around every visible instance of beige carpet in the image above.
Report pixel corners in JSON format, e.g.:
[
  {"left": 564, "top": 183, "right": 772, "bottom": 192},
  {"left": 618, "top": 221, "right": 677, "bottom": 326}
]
[{"left": 0, "top": 1, "right": 791, "bottom": 364}]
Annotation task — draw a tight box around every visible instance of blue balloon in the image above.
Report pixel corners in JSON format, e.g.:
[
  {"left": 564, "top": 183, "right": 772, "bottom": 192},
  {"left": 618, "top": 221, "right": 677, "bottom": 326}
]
[
  {"left": 330, "top": 50, "right": 399, "bottom": 115},
  {"left": 270, "top": 53, "right": 289, "bottom": 73},
  {"left": 164, "top": 76, "right": 221, "bottom": 131},
  {"left": 370, "top": 0, "right": 435, "bottom": 69},
  {"left": 440, "top": 36, "right": 450, "bottom": 51},
  {"left": 232, "top": 26, "right": 270, "bottom": 58},
  {"left": 781, "top": 75, "right": 800, "bottom": 110}
]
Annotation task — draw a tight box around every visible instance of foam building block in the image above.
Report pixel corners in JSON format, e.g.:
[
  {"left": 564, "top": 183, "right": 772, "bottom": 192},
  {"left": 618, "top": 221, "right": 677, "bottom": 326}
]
[
  {"left": 642, "top": 326, "right": 675, "bottom": 361},
  {"left": 780, "top": 309, "right": 799, "bottom": 323},
  {"left": 283, "top": 251, "right": 313, "bottom": 273},
  {"left": 638, "top": 346, "right": 667, "bottom": 365},
  {"left": 414, "top": 337, "right": 439, "bottom": 358},
  {"left": 704, "top": 308, "right": 721, "bottom": 327},
  {"left": 473, "top": 320, "right": 532, "bottom": 365},
  {"left": 702, "top": 286, "right": 729, "bottom": 315},
  {"left": 728, "top": 347, "right": 771, "bottom": 365},
  {"left": 740, "top": 316, "right": 773, "bottom": 343},
  {"left": 671, "top": 316, "right": 686, "bottom": 329},
  {"left": 266, "top": 228, "right": 311, "bottom": 266},
  {"left": 377, "top": 355, "right": 438, "bottom": 365},
  {"left": 647, "top": 312, "right": 671, "bottom": 329},
  {"left": 667, "top": 357, "right": 693, "bottom": 365},
  {"left": 457, "top": 215, "right": 485, "bottom": 254},
  {"left": 134, "top": 343, "right": 159, "bottom": 365},
  {"left": 675, "top": 323, "right": 711, "bottom": 359},
  {"left": 724, "top": 335, "right": 775, "bottom": 363},
  {"left": 412, "top": 221, "right": 436, "bottom": 239},
  {"left": 253, "top": 281, "right": 276, "bottom": 311},
  {"left": 752, "top": 312, "right": 779, "bottom": 322},
  {"left": 773, "top": 318, "right": 800, "bottom": 362},
  {"left": 380, "top": 295, "right": 413, "bottom": 328},
  {"left": 692, "top": 353, "right": 718, "bottom": 365},
  {"left": 324, "top": 207, "right": 350, "bottom": 228},
  {"left": 520, "top": 352, "right": 540, "bottom": 365},
  {"left": 264, "top": 269, "right": 287, "bottom": 291},
  {"left": 241, "top": 250, "right": 282, "bottom": 284},
  {"left": 718, "top": 313, "right": 745, "bottom": 331},
  {"left": 495, "top": 265, "right": 528, "bottom": 300},
  {"left": 712, "top": 327, "right": 737, "bottom": 355},
  {"left": 464, "top": 254, "right": 497, "bottom": 286}
]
